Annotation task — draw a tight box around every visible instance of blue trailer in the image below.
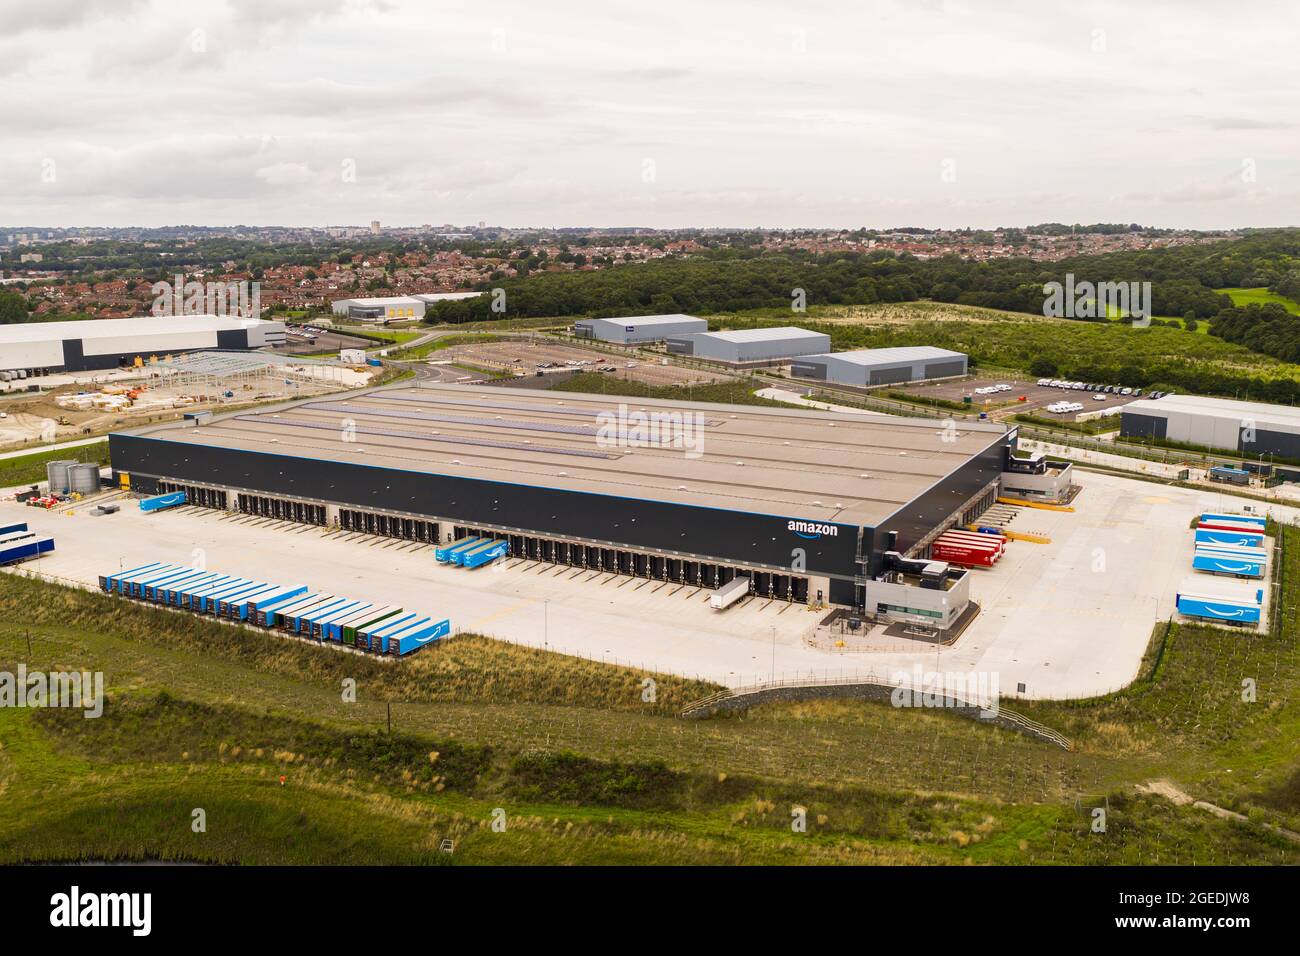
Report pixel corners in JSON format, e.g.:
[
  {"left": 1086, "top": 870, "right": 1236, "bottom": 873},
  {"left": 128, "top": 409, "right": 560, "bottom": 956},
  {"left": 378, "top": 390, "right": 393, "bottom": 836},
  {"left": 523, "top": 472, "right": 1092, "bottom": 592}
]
[
  {"left": 284, "top": 596, "right": 349, "bottom": 634},
  {"left": 100, "top": 561, "right": 164, "bottom": 593},
  {"left": 291, "top": 596, "right": 355, "bottom": 635},
  {"left": 435, "top": 535, "right": 481, "bottom": 563},
  {"left": 1201, "top": 511, "right": 1266, "bottom": 528},
  {"left": 335, "top": 604, "right": 402, "bottom": 644},
  {"left": 316, "top": 601, "right": 376, "bottom": 642},
  {"left": 359, "top": 612, "right": 421, "bottom": 653},
  {"left": 217, "top": 582, "right": 278, "bottom": 618},
  {"left": 187, "top": 575, "right": 244, "bottom": 611},
  {"left": 139, "top": 490, "right": 187, "bottom": 513},
  {"left": 307, "top": 599, "right": 369, "bottom": 639},
  {"left": 231, "top": 582, "right": 306, "bottom": 621},
  {"left": 118, "top": 563, "right": 178, "bottom": 595},
  {"left": 129, "top": 564, "right": 188, "bottom": 598},
  {"left": 0, "top": 529, "right": 38, "bottom": 546},
  {"left": 1194, "top": 528, "right": 1264, "bottom": 549},
  {"left": 163, "top": 571, "right": 218, "bottom": 605},
  {"left": 197, "top": 578, "right": 255, "bottom": 613},
  {"left": 261, "top": 591, "right": 325, "bottom": 629},
  {"left": 0, "top": 535, "right": 54, "bottom": 565},
  {"left": 390, "top": 618, "right": 451, "bottom": 655},
  {"left": 247, "top": 586, "right": 311, "bottom": 625},
  {"left": 0, "top": 521, "right": 28, "bottom": 536},
  {"left": 459, "top": 539, "right": 508, "bottom": 569},
  {"left": 1192, "top": 548, "right": 1265, "bottom": 578},
  {"left": 1176, "top": 590, "right": 1262, "bottom": 624},
  {"left": 171, "top": 572, "right": 230, "bottom": 606},
  {"left": 146, "top": 567, "right": 209, "bottom": 601}
]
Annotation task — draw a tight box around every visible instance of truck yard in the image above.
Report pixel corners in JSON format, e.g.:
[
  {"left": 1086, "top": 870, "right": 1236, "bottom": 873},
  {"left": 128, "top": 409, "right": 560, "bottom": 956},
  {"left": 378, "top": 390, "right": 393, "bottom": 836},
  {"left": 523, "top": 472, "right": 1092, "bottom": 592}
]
[
  {"left": 890, "top": 375, "right": 1144, "bottom": 422},
  {"left": 435, "top": 338, "right": 733, "bottom": 388},
  {"left": 5, "top": 468, "right": 1294, "bottom": 696}
]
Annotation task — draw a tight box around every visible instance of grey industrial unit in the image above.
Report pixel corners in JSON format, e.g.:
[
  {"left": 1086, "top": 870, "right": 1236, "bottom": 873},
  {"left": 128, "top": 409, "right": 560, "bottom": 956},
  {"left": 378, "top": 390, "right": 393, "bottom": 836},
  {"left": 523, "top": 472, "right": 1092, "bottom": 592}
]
[
  {"left": 329, "top": 296, "right": 426, "bottom": 322},
  {"left": 573, "top": 314, "right": 707, "bottom": 344},
  {"left": 1122, "top": 394, "right": 1300, "bottom": 460},
  {"left": 790, "top": 347, "right": 969, "bottom": 386},
  {"left": 664, "top": 327, "right": 831, "bottom": 363},
  {"left": 0, "top": 315, "right": 287, "bottom": 375},
  {"left": 108, "top": 383, "right": 1014, "bottom": 616}
]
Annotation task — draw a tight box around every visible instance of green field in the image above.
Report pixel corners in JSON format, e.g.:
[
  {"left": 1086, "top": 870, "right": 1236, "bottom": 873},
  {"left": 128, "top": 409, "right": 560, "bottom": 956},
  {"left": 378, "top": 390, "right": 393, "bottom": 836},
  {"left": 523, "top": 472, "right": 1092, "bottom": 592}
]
[
  {"left": 0, "top": 440, "right": 110, "bottom": 489},
  {"left": 1217, "top": 287, "right": 1300, "bottom": 315},
  {"left": 2, "top": 522, "right": 1299, "bottom": 864}
]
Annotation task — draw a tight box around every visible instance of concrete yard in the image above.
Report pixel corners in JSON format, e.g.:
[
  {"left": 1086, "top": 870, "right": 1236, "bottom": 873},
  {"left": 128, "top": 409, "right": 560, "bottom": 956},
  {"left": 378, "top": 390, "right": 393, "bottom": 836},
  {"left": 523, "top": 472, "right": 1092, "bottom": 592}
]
[{"left": 3, "top": 469, "right": 1294, "bottom": 699}]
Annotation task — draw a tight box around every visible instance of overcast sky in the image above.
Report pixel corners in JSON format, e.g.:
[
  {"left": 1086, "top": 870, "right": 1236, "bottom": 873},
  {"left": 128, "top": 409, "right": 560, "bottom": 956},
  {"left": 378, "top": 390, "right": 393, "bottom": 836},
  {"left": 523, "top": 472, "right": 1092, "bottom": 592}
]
[{"left": 2, "top": 0, "right": 1297, "bottom": 230}]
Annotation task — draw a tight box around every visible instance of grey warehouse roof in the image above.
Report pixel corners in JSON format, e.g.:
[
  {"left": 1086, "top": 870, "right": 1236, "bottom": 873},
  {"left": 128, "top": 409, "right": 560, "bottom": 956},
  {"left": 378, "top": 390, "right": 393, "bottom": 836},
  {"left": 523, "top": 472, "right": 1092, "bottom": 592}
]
[
  {"left": 802, "top": 346, "right": 967, "bottom": 365},
  {"left": 1125, "top": 393, "right": 1300, "bottom": 429},
  {"left": 127, "top": 383, "right": 1009, "bottom": 527},
  {"left": 579, "top": 314, "right": 703, "bottom": 327},
  {"left": 677, "top": 327, "right": 826, "bottom": 343}
]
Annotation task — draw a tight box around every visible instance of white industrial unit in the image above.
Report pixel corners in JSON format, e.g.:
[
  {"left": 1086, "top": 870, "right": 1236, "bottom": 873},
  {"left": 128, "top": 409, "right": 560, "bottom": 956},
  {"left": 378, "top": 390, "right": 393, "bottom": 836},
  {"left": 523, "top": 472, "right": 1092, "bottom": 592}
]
[
  {"left": 573, "top": 314, "right": 708, "bottom": 344},
  {"left": 330, "top": 296, "right": 425, "bottom": 322},
  {"left": 1122, "top": 394, "right": 1300, "bottom": 460},
  {"left": 664, "top": 326, "right": 831, "bottom": 363},
  {"left": 0, "top": 315, "right": 286, "bottom": 374},
  {"left": 790, "top": 346, "right": 969, "bottom": 386}
]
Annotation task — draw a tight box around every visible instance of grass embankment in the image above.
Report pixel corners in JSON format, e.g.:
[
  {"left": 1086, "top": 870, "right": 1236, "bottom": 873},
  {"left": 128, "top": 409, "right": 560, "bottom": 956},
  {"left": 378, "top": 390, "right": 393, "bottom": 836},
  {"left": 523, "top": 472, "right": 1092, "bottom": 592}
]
[
  {"left": 391, "top": 333, "right": 507, "bottom": 361},
  {"left": 2, "top": 527, "right": 1299, "bottom": 865},
  {"left": 0, "top": 440, "right": 110, "bottom": 488}
]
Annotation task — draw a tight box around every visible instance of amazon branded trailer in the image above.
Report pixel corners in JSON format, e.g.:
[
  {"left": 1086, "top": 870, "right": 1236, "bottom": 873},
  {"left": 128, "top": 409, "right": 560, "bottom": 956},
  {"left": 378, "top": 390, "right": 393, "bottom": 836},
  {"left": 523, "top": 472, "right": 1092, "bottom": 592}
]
[
  {"left": 1194, "top": 527, "right": 1265, "bottom": 549},
  {"left": 127, "top": 564, "right": 187, "bottom": 598},
  {"left": 435, "top": 536, "right": 481, "bottom": 563},
  {"left": 139, "top": 490, "right": 187, "bottom": 513},
  {"left": 1175, "top": 576, "right": 1263, "bottom": 626},
  {"left": 1192, "top": 544, "right": 1266, "bottom": 579},
  {"left": 388, "top": 617, "right": 451, "bottom": 655},
  {"left": 145, "top": 567, "right": 210, "bottom": 601},
  {"left": 338, "top": 605, "right": 402, "bottom": 645},
  {"left": 458, "top": 538, "right": 508, "bottom": 568},
  {"left": 196, "top": 578, "right": 255, "bottom": 613},
  {"left": 1201, "top": 512, "right": 1266, "bottom": 529},
  {"left": 284, "top": 596, "right": 351, "bottom": 634},
  {"left": 187, "top": 576, "right": 246, "bottom": 611}
]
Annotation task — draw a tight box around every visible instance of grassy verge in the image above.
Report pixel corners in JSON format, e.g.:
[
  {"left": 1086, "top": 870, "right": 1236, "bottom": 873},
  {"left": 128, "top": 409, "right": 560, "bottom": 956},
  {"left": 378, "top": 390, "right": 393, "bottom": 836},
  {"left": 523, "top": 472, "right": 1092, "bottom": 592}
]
[{"left": 0, "top": 440, "right": 110, "bottom": 488}]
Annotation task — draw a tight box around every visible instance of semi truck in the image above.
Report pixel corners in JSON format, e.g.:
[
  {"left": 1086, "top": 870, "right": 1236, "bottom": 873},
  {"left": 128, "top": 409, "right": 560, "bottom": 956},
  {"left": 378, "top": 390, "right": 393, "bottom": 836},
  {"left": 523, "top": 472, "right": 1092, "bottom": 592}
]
[{"left": 710, "top": 576, "right": 751, "bottom": 610}]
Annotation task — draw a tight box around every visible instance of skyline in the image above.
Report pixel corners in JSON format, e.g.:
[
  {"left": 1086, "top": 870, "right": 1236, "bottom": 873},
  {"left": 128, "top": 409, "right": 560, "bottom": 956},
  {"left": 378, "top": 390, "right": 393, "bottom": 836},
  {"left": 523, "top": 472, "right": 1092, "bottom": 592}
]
[{"left": 3, "top": 0, "right": 1298, "bottom": 230}]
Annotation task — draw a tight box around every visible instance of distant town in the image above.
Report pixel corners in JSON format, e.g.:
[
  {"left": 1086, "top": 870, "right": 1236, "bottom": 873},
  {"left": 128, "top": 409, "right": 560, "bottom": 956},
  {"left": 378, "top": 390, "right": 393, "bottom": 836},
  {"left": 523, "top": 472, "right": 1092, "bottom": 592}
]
[{"left": 0, "top": 223, "right": 1238, "bottom": 320}]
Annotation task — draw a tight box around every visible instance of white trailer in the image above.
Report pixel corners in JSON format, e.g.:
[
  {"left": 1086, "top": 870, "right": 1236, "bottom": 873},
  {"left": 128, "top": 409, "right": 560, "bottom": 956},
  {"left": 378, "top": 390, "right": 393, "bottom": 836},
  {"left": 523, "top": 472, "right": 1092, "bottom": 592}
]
[{"left": 709, "top": 576, "right": 751, "bottom": 610}]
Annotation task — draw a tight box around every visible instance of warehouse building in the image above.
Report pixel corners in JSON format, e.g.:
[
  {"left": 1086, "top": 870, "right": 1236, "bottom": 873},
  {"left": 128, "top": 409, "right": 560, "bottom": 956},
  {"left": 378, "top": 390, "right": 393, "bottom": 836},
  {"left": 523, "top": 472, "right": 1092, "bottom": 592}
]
[
  {"left": 330, "top": 295, "right": 425, "bottom": 322},
  {"left": 573, "top": 313, "right": 707, "bottom": 344},
  {"left": 1122, "top": 394, "right": 1300, "bottom": 460},
  {"left": 790, "top": 346, "right": 968, "bottom": 386},
  {"left": 108, "top": 384, "right": 1014, "bottom": 623},
  {"left": 664, "top": 327, "right": 831, "bottom": 365},
  {"left": 0, "top": 315, "right": 286, "bottom": 375}
]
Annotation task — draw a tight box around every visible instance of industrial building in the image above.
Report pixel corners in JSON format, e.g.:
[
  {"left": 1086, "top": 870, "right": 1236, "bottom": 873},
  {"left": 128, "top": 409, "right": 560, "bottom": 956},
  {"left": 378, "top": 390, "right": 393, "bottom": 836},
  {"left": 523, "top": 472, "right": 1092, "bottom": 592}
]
[
  {"left": 573, "top": 314, "right": 707, "bottom": 344},
  {"left": 664, "top": 327, "right": 831, "bottom": 365},
  {"left": 330, "top": 292, "right": 482, "bottom": 324},
  {"left": 108, "top": 384, "right": 1018, "bottom": 625},
  {"left": 1122, "top": 394, "right": 1300, "bottom": 461},
  {"left": 790, "top": 346, "right": 969, "bottom": 387},
  {"left": 0, "top": 315, "right": 286, "bottom": 375}
]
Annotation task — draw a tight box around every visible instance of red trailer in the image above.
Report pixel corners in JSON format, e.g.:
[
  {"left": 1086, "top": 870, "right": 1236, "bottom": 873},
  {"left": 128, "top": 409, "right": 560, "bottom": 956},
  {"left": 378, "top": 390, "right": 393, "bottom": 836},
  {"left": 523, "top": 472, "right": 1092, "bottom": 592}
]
[{"left": 931, "top": 542, "right": 998, "bottom": 567}]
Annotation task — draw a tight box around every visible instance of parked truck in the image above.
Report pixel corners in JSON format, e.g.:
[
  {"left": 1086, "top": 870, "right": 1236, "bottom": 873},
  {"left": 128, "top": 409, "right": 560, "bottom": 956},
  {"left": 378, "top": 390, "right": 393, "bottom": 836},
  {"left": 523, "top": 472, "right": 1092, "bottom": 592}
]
[
  {"left": 138, "top": 490, "right": 187, "bottom": 513},
  {"left": 710, "top": 576, "right": 751, "bottom": 610}
]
